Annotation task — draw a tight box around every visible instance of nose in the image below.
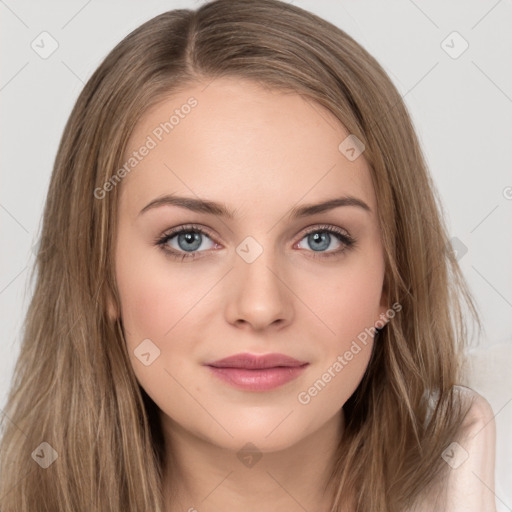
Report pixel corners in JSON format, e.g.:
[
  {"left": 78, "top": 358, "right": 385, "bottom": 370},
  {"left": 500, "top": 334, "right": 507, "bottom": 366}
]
[{"left": 224, "top": 248, "right": 294, "bottom": 332}]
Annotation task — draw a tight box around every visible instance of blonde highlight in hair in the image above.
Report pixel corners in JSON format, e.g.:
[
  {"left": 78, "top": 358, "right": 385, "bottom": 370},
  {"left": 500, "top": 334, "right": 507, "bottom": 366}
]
[{"left": 0, "top": 1, "right": 481, "bottom": 510}]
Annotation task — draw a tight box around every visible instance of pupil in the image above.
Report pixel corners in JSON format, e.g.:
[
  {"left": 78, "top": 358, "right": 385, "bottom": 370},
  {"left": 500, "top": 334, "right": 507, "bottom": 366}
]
[
  {"left": 310, "top": 232, "right": 329, "bottom": 251},
  {"left": 179, "top": 232, "right": 201, "bottom": 251}
]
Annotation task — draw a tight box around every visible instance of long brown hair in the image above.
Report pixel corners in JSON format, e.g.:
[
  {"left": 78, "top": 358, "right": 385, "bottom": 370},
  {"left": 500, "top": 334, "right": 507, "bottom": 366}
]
[{"left": 0, "top": 1, "right": 481, "bottom": 510}]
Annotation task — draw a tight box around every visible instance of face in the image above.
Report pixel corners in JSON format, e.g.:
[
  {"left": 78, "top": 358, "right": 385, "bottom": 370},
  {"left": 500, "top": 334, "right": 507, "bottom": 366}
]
[{"left": 111, "top": 76, "right": 389, "bottom": 453}]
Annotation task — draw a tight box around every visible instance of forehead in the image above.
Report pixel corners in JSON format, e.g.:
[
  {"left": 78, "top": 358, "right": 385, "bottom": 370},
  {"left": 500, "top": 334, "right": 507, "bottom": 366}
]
[{"left": 119, "top": 77, "right": 376, "bottom": 218}]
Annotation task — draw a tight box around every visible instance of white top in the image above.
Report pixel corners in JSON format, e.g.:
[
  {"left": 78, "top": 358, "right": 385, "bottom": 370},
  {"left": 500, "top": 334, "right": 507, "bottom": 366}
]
[{"left": 410, "top": 385, "right": 497, "bottom": 512}]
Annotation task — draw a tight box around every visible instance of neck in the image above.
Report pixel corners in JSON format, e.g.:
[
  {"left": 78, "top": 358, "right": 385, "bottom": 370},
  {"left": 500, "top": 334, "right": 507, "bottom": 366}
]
[{"left": 161, "top": 409, "right": 345, "bottom": 512}]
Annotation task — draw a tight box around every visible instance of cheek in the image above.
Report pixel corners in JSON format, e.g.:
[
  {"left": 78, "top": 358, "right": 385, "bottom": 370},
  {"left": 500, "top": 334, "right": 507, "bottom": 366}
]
[
  {"left": 308, "top": 254, "right": 385, "bottom": 346},
  {"left": 116, "top": 241, "right": 202, "bottom": 344},
  {"left": 119, "top": 280, "right": 208, "bottom": 363},
  {"left": 116, "top": 263, "right": 173, "bottom": 344},
  {"left": 115, "top": 249, "right": 197, "bottom": 403},
  {"left": 296, "top": 265, "right": 381, "bottom": 410}
]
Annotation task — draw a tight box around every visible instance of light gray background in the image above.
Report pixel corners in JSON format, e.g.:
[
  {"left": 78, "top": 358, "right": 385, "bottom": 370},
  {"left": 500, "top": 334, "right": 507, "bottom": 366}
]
[{"left": 1, "top": 0, "right": 511, "bottom": 508}]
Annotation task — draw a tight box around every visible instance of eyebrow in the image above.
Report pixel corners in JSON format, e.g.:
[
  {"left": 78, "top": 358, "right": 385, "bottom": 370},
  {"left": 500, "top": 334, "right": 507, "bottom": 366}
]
[{"left": 138, "top": 194, "right": 371, "bottom": 218}]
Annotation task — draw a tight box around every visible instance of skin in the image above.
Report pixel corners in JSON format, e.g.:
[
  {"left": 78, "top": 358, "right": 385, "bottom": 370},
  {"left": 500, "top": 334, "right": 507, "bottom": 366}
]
[{"left": 111, "top": 76, "right": 389, "bottom": 512}]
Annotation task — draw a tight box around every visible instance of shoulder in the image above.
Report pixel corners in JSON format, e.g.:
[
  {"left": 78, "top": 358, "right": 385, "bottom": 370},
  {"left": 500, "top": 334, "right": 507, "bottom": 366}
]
[
  {"left": 410, "top": 386, "right": 497, "bottom": 512},
  {"left": 454, "top": 385, "right": 495, "bottom": 433},
  {"left": 443, "top": 385, "right": 497, "bottom": 512}
]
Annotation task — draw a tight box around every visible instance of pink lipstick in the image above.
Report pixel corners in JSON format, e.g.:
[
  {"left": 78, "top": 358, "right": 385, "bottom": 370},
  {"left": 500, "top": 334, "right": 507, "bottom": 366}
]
[{"left": 204, "top": 353, "right": 309, "bottom": 391}]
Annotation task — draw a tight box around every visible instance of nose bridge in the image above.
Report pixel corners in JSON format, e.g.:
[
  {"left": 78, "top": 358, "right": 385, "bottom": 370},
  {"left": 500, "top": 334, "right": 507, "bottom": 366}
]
[
  {"left": 236, "top": 234, "right": 283, "bottom": 300},
  {"left": 226, "top": 234, "right": 292, "bottom": 329}
]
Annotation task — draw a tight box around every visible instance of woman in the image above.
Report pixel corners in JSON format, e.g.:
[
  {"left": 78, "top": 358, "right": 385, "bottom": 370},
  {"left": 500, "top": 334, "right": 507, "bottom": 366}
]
[{"left": 0, "top": 0, "right": 496, "bottom": 510}]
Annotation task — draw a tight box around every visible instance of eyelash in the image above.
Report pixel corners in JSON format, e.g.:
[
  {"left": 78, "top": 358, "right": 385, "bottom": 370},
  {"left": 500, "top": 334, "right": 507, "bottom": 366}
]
[{"left": 155, "top": 223, "right": 356, "bottom": 261}]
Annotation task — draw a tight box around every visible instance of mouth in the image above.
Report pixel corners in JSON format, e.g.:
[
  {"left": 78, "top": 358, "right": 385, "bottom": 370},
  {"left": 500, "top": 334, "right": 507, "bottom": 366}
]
[{"left": 203, "top": 353, "right": 309, "bottom": 392}]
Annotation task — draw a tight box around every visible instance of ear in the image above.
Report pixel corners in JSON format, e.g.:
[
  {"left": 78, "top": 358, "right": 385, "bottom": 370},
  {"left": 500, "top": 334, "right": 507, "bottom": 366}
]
[{"left": 106, "top": 288, "right": 120, "bottom": 322}]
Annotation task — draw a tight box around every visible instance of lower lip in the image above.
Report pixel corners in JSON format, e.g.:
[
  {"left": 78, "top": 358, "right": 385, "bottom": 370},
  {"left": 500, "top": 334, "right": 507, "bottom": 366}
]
[{"left": 206, "top": 364, "right": 309, "bottom": 391}]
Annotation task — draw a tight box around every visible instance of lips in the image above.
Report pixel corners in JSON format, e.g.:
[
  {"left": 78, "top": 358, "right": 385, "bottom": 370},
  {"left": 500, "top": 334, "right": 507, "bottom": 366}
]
[
  {"left": 204, "top": 353, "right": 309, "bottom": 391},
  {"left": 205, "top": 353, "right": 308, "bottom": 369}
]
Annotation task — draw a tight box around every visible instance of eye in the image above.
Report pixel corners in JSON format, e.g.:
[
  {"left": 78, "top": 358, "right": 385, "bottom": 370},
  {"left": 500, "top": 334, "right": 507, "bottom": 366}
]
[
  {"left": 155, "top": 224, "right": 218, "bottom": 261},
  {"left": 155, "top": 223, "right": 356, "bottom": 261},
  {"left": 295, "top": 224, "right": 356, "bottom": 259}
]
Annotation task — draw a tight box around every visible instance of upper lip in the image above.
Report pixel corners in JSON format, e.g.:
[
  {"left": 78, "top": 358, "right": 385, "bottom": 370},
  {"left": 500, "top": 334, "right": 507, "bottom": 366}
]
[{"left": 205, "top": 353, "right": 308, "bottom": 369}]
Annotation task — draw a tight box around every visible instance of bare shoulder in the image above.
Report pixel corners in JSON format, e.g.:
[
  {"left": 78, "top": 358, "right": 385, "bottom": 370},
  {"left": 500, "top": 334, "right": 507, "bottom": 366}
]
[
  {"left": 454, "top": 385, "right": 496, "bottom": 434},
  {"left": 444, "top": 385, "right": 497, "bottom": 512},
  {"left": 410, "top": 386, "right": 497, "bottom": 512}
]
